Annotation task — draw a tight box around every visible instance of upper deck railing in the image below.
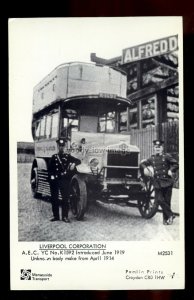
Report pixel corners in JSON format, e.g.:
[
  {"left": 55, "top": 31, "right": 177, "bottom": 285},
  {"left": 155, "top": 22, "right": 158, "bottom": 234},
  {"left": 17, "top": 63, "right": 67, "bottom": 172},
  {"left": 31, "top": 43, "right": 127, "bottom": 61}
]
[{"left": 33, "top": 62, "right": 127, "bottom": 114}]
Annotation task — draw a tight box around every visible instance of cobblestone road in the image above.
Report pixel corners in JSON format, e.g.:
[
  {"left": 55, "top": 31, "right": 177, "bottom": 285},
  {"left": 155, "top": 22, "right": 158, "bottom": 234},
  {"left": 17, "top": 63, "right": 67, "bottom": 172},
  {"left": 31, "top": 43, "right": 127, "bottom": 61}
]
[{"left": 18, "top": 163, "right": 180, "bottom": 241}]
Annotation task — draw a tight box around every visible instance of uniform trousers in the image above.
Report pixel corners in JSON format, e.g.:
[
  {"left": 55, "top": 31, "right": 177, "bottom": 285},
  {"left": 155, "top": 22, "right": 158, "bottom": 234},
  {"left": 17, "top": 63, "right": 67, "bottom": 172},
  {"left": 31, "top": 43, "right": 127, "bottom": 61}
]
[
  {"left": 155, "top": 185, "right": 173, "bottom": 221},
  {"left": 50, "top": 178, "right": 69, "bottom": 219}
]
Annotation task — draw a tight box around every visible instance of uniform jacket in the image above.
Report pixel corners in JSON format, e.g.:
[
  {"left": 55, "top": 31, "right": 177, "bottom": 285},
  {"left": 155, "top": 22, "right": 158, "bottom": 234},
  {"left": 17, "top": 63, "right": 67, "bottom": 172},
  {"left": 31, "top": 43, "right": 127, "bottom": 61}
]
[
  {"left": 141, "top": 153, "right": 179, "bottom": 188},
  {"left": 48, "top": 152, "right": 81, "bottom": 181}
]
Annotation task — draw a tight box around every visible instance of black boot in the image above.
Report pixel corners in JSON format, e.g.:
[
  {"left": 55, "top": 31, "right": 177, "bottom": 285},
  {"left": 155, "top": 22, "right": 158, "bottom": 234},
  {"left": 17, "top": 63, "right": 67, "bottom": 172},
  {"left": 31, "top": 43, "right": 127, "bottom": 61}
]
[
  {"left": 50, "top": 217, "right": 59, "bottom": 222},
  {"left": 62, "top": 217, "right": 70, "bottom": 223}
]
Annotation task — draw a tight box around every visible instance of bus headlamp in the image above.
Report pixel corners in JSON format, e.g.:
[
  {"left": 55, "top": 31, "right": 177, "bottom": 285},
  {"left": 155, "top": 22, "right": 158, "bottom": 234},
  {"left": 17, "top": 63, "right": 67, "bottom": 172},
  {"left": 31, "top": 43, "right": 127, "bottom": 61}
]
[{"left": 89, "top": 158, "right": 99, "bottom": 168}]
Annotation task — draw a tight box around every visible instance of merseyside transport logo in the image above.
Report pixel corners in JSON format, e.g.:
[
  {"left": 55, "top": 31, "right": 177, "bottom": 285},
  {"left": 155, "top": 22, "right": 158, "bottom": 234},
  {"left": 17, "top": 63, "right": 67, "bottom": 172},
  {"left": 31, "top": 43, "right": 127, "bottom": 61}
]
[{"left": 20, "top": 269, "right": 31, "bottom": 280}]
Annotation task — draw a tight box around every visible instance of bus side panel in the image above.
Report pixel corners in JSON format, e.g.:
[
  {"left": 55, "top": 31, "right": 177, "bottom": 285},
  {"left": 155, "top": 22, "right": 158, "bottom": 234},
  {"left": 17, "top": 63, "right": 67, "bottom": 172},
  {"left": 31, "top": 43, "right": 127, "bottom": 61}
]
[
  {"left": 33, "top": 69, "right": 58, "bottom": 114},
  {"left": 34, "top": 140, "right": 58, "bottom": 158}
]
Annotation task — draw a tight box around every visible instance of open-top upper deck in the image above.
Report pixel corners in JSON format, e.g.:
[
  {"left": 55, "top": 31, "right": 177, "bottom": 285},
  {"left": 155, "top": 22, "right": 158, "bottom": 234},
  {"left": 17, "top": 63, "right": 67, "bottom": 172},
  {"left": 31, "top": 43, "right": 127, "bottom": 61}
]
[{"left": 33, "top": 62, "right": 127, "bottom": 114}]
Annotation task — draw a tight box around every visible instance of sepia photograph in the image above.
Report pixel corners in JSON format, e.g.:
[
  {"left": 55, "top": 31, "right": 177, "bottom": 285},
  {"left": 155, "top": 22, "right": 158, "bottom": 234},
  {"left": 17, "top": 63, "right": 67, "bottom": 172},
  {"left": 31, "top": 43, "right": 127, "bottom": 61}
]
[{"left": 9, "top": 17, "right": 184, "bottom": 290}]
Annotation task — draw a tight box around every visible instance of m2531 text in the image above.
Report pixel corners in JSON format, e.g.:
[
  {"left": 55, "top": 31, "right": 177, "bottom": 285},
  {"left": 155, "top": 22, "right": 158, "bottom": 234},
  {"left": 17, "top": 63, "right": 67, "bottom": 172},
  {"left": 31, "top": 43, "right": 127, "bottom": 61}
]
[{"left": 158, "top": 251, "right": 173, "bottom": 255}]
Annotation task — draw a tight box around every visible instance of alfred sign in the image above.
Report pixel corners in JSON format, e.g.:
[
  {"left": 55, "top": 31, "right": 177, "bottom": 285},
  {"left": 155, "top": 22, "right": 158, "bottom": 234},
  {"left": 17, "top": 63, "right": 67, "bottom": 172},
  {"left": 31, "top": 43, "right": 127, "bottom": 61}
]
[{"left": 122, "top": 35, "right": 178, "bottom": 64}]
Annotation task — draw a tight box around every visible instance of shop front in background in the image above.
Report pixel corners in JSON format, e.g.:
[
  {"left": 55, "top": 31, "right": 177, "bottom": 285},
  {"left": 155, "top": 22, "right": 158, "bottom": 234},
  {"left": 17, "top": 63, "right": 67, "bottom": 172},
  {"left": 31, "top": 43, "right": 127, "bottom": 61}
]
[{"left": 90, "top": 35, "right": 179, "bottom": 159}]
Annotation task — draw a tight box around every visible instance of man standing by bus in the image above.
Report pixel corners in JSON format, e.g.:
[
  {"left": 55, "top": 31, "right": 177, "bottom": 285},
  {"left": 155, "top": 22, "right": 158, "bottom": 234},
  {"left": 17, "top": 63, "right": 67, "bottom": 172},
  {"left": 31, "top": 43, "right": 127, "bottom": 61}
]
[
  {"left": 140, "top": 140, "right": 179, "bottom": 225},
  {"left": 48, "top": 138, "right": 81, "bottom": 223}
]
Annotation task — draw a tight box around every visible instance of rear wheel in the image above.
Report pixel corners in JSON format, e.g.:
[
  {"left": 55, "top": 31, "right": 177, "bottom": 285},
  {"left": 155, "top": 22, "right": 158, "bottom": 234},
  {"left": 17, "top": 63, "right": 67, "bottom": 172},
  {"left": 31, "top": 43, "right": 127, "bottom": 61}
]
[
  {"left": 138, "top": 179, "right": 158, "bottom": 219},
  {"left": 69, "top": 175, "right": 87, "bottom": 220},
  {"left": 31, "top": 166, "right": 41, "bottom": 198}
]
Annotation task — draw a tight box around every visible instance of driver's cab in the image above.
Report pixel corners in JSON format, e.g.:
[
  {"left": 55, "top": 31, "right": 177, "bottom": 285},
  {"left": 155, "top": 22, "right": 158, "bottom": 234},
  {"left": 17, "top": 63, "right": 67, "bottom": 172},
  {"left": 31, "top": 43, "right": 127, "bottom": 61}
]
[
  {"left": 60, "top": 108, "right": 79, "bottom": 140},
  {"left": 60, "top": 97, "right": 129, "bottom": 146}
]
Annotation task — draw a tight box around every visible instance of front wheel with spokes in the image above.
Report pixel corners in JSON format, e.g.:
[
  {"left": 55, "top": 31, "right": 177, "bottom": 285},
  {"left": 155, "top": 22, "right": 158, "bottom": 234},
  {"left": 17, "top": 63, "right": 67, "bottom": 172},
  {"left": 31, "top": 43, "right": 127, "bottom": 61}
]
[
  {"left": 138, "top": 179, "right": 158, "bottom": 219},
  {"left": 69, "top": 175, "right": 87, "bottom": 220}
]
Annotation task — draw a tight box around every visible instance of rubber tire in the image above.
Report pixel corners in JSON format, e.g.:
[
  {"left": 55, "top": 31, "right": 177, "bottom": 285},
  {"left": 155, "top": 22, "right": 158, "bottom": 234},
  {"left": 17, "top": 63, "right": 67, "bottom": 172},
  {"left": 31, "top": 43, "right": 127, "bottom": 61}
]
[
  {"left": 70, "top": 175, "right": 87, "bottom": 220},
  {"left": 31, "top": 167, "right": 41, "bottom": 198},
  {"left": 138, "top": 179, "right": 158, "bottom": 219}
]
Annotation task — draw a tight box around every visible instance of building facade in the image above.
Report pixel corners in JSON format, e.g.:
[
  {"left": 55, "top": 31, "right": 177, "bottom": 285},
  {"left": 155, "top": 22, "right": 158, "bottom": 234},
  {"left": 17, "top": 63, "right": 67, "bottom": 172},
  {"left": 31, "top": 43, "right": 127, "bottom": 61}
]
[
  {"left": 91, "top": 35, "right": 179, "bottom": 160},
  {"left": 17, "top": 142, "right": 34, "bottom": 163}
]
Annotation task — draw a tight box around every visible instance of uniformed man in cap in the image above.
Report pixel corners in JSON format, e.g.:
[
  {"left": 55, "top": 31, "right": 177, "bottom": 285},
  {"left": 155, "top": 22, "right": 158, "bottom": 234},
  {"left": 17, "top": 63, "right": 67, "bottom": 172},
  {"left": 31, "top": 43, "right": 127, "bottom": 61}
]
[
  {"left": 48, "top": 138, "right": 81, "bottom": 223},
  {"left": 140, "top": 140, "right": 179, "bottom": 225}
]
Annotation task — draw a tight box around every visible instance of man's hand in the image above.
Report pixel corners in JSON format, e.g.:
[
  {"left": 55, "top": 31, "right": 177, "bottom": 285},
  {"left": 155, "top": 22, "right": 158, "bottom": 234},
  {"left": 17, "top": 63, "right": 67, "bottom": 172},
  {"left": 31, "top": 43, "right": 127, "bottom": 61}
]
[
  {"left": 69, "top": 163, "right": 76, "bottom": 171},
  {"left": 168, "top": 170, "right": 173, "bottom": 177},
  {"left": 144, "top": 166, "right": 154, "bottom": 177}
]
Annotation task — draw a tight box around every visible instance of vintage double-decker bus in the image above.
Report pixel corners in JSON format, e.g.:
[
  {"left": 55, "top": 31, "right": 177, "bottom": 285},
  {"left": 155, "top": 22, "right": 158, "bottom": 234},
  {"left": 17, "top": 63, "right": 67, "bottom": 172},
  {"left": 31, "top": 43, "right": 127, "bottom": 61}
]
[{"left": 31, "top": 62, "right": 157, "bottom": 220}]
